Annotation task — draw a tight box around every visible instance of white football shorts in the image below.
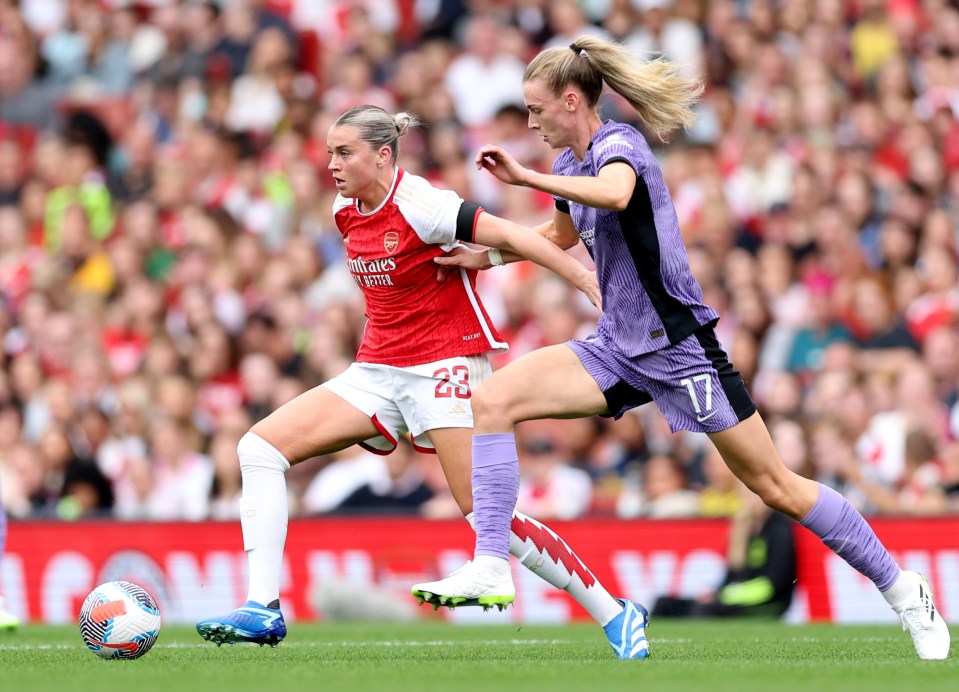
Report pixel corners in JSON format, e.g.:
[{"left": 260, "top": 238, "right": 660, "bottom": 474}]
[{"left": 321, "top": 353, "right": 492, "bottom": 454}]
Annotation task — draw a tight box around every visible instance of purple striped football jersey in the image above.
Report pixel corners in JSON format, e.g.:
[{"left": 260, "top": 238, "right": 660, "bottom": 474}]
[{"left": 552, "top": 121, "right": 719, "bottom": 357}]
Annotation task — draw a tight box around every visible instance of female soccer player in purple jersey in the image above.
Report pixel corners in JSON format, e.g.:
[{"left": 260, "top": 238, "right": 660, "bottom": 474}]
[{"left": 412, "top": 36, "right": 950, "bottom": 660}]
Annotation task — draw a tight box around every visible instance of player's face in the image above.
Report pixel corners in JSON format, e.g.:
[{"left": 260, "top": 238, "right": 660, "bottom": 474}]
[
  {"left": 523, "top": 77, "right": 573, "bottom": 150},
  {"left": 326, "top": 125, "right": 381, "bottom": 199}
]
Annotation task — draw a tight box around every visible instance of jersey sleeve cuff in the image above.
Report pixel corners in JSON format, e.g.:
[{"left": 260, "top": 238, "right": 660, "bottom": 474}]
[{"left": 599, "top": 156, "right": 639, "bottom": 176}]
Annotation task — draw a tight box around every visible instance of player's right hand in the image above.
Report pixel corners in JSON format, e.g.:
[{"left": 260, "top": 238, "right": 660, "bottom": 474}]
[
  {"left": 475, "top": 145, "right": 530, "bottom": 186},
  {"left": 434, "top": 246, "right": 492, "bottom": 281}
]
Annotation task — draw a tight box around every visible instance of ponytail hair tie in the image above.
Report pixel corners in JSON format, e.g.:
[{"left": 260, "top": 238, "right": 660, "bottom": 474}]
[{"left": 569, "top": 43, "right": 583, "bottom": 56}]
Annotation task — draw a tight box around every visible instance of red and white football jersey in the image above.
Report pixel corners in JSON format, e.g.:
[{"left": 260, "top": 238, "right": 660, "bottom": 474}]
[{"left": 333, "top": 168, "right": 507, "bottom": 367}]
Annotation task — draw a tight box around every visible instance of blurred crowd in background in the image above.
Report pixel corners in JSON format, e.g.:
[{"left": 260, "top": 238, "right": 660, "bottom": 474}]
[{"left": 1, "top": 0, "right": 959, "bottom": 523}]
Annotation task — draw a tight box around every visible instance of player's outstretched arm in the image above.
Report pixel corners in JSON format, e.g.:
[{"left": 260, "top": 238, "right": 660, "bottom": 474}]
[
  {"left": 434, "top": 207, "right": 580, "bottom": 273},
  {"left": 477, "top": 144, "right": 637, "bottom": 211},
  {"left": 472, "top": 211, "right": 601, "bottom": 310}
]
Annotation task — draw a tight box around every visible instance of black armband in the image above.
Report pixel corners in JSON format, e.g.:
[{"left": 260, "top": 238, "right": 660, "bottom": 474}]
[{"left": 456, "top": 201, "right": 482, "bottom": 243}]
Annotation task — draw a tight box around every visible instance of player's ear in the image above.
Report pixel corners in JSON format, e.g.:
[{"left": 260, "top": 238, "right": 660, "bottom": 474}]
[{"left": 378, "top": 145, "right": 393, "bottom": 167}]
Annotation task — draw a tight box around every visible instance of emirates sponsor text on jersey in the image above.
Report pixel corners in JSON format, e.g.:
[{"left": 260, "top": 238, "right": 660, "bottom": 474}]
[{"left": 348, "top": 256, "right": 398, "bottom": 287}]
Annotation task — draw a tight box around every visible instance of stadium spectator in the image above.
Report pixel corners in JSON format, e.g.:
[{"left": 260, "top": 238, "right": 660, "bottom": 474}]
[
  {"left": 302, "top": 439, "right": 435, "bottom": 516},
  {"left": 855, "top": 360, "right": 950, "bottom": 496},
  {"left": 849, "top": 274, "right": 920, "bottom": 371},
  {"left": 515, "top": 431, "right": 593, "bottom": 520},
  {"left": 906, "top": 248, "right": 959, "bottom": 345},
  {"left": 225, "top": 27, "right": 290, "bottom": 135},
  {"left": 543, "top": 0, "right": 610, "bottom": 51},
  {"left": 207, "top": 419, "right": 246, "bottom": 521},
  {"left": 443, "top": 14, "right": 526, "bottom": 128},
  {"left": 322, "top": 52, "right": 396, "bottom": 116},
  {"left": 786, "top": 278, "right": 854, "bottom": 380},
  {"left": 626, "top": 0, "right": 703, "bottom": 79},
  {"left": 96, "top": 379, "right": 150, "bottom": 519},
  {"left": 597, "top": 408, "right": 650, "bottom": 477},
  {"left": 844, "top": 427, "right": 948, "bottom": 516},
  {"left": 143, "top": 416, "right": 214, "bottom": 521},
  {"left": 0, "top": 20, "right": 61, "bottom": 131},
  {"left": 652, "top": 489, "right": 797, "bottom": 619},
  {"left": 697, "top": 443, "right": 743, "bottom": 518},
  {"left": 0, "top": 138, "right": 26, "bottom": 205},
  {"left": 36, "top": 424, "right": 113, "bottom": 518},
  {"left": 617, "top": 454, "right": 700, "bottom": 519}
]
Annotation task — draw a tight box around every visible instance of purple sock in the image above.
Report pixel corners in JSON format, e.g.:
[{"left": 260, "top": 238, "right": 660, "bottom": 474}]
[
  {"left": 472, "top": 433, "right": 519, "bottom": 561},
  {"left": 800, "top": 483, "right": 900, "bottom": 591}
]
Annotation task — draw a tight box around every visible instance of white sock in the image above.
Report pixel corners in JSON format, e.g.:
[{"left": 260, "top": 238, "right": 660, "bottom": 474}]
[
  {"left": 238, "top": 432, "right": 290, "bottom": 607},
  {"left": 466, "top": 511, "right": 623, "bottom": 626},
  {"left": 881, "top": 569, "right": 914, "bottom": 609}
]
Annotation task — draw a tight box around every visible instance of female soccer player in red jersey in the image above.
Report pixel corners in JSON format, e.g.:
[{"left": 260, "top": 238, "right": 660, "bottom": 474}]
[
  {"left": 414, "top": 36, "right": 950, "bottom": 660},
  {"left": 196, "top": 105, "right": 642, "bottom": 657}
]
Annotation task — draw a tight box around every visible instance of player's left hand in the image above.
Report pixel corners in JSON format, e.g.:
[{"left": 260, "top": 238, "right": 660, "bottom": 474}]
[{"left": 434, "top": 246, "right": 492, "bottom": 281}]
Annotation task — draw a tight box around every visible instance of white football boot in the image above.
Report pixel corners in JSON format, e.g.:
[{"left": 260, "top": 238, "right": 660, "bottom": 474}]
[
  {"left": 0, "top": 597, "right": 20, "bottom": 632},
  {"left": 892, "top": 572, "right": 950, "bottom": 660},
  {"left": 412, "top": 557, "right": 515, "bottom": 611}
]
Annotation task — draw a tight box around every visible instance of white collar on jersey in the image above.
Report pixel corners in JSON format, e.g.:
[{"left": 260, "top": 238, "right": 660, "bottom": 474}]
[{"left": 355, "top": 166, "right": 400, "bottom": 217}]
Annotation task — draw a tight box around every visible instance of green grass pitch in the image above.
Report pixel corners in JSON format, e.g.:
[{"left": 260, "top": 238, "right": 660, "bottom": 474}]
[{"left": 0, "top": 621, "right": 954, "bottom": 692}]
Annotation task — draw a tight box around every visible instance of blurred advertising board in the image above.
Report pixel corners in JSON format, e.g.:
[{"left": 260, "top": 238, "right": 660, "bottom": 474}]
[{"left": 2, "top": 518, "right": 956, "bottom": 624}]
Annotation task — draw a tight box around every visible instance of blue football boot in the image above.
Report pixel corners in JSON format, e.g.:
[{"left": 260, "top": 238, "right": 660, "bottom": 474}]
[
  {"left": 603, "top": 599, "right": 650, "bottom": 659},
  {"left": 196, "top": 600, "right": 286, "bottom": 647}
]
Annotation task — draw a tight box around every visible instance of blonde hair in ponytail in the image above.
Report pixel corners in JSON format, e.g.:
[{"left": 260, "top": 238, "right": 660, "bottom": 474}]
[
  {"left": 524, "top": 35, "right": 703, "bottom": 141},
  {"left": 333, "top": 106, "right": 420, "bottom": 161},
  {"left": 393, "top": 111, "right": 419, "bottom": 138}
]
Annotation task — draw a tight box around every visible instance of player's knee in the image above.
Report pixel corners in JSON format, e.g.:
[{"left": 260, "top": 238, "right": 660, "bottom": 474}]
[
  {"left": 756, "top": 483, "right": 788, "bottom": 512},
  {"left": 248, "top": 417, "right": 289, "bottom": 456},
  {"left": 470, "top": 385, "right": 514, "bottom": 427},
  {"left": 248, "top": 417, "right": 272, "bottom": 445},
  {"left": 237, "top": 431, "right": 291, "bottom": 472},
  {"left": 754, "top": 477, "right": 803, "bottom": 518}
]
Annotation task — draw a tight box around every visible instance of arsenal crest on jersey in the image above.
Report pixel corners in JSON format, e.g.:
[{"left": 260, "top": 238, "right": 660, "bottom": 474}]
[{"left": 384, "top": 231, "right": 400, "bottom": 255}]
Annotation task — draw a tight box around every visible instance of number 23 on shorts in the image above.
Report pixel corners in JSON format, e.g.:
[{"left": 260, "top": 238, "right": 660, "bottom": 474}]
[{"left": 434, "top": 365, "right": 471, "bottom": 399}]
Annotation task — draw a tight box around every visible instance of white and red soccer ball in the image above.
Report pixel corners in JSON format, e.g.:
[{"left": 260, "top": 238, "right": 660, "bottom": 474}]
[{"left": 79, "top": 581, "right": 161, "bottom": 660}]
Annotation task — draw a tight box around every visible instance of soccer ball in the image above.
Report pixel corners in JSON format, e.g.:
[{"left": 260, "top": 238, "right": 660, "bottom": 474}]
[{"left": 79, "top": 581, "right": 161, "bottom": 659}]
